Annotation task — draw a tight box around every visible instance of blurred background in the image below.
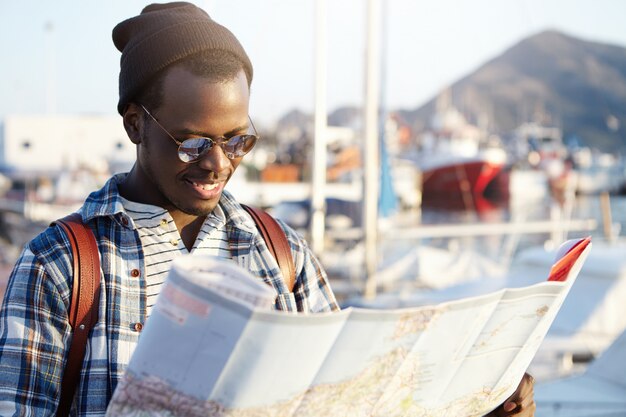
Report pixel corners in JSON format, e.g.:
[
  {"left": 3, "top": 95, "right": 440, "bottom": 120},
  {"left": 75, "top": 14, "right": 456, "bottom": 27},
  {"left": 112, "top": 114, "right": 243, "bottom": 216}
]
[{"left": 2, "top": 1, "right": 626, "bottom": 413}]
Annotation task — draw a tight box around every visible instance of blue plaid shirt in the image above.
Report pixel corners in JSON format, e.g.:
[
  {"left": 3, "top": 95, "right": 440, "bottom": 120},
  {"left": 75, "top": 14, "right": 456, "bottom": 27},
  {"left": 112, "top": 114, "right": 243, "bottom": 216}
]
[{"left": 0, "top": 174, "right": 339, "bottom": 416}]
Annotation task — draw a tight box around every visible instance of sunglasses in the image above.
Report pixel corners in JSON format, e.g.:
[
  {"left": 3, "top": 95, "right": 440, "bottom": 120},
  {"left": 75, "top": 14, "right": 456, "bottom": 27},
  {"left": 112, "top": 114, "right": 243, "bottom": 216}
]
[{"left": 140, "top": 104, "right": 259, "bottom": 163}]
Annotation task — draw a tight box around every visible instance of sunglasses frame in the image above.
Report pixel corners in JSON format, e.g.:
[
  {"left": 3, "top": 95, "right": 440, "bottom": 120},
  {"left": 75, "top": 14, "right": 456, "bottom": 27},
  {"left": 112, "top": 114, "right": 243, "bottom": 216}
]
[{"left": 139, "top": 104, "right": 259, "bottom": 163}]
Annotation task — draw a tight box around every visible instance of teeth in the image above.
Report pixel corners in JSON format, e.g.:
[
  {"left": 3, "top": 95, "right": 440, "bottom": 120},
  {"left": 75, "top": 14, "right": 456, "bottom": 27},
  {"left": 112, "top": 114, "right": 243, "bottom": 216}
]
[{"left": 192, "top": 182, "right": 219, "bottom": 191}]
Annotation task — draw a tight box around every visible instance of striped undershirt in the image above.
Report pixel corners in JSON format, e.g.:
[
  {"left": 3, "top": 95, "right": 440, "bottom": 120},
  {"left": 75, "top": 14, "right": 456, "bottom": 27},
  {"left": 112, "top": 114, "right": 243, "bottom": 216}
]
[{"left": 120, "top": 197, "right": 233, "bottom": 316}]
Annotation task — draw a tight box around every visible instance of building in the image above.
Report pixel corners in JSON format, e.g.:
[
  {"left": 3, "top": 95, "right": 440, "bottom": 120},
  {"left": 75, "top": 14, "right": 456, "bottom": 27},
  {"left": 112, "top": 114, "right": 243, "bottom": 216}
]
[{"left": 0, "top": 114, "right": 134, "bottom": 174}]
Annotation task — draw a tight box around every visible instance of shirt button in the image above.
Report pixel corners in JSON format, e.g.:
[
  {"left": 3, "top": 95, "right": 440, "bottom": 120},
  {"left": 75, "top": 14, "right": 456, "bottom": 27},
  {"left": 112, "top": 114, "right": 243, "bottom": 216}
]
[
  {"left": 130, "top": 269, "right": 140, "bottom": 278},
  {"left": 121, "top": 217, "right": 129, "bottom": 226},
  {"left": 133, "top": 322, "right": 143, "bottom": 332},
  {"left": 160, "top": 218, "right": 168, "bottom": 227},
  {"left": 170, "top": 239, "right": 179, "bottom": 246}
]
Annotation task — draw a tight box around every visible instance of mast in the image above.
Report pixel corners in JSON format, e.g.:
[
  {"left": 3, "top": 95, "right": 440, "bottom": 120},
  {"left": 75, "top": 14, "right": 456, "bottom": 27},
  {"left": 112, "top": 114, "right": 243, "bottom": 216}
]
[
  {"left": 311, "top": 0, "right": 328, "bottom": 254},
  {"left": 363, "top": 0, "right": 381, "bottom": 299},
  {"left": 44, "top": 21, "right": 57, "bottom": 114}
]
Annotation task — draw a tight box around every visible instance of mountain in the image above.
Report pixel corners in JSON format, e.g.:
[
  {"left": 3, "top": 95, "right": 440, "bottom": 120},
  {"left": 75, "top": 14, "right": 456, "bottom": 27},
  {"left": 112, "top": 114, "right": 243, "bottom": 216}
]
[{"left": 398, "top": 30, "right": 626, "bottom": 152}]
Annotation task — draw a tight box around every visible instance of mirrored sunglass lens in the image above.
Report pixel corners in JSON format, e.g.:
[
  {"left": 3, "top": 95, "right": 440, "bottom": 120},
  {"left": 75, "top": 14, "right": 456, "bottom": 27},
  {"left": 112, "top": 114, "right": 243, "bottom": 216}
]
[
  {"left": 241, "top": 135, "right": 258, "bottom": 153},
  {"left": 222, "top": 135, "right": 258, "bottom": 157},
  {"left": 178, "top": 138, "right": 213, "bottom": 162}
]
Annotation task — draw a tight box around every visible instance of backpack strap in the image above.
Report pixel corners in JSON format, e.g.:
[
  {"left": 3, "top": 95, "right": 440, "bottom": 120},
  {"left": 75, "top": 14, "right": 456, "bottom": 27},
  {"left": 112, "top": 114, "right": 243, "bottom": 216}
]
[
  {"left": 241, "top": 204, "right": 296, "bottom": 292},
  {"left": 51, "top": 213, "right": 101, "bottom": 417}
]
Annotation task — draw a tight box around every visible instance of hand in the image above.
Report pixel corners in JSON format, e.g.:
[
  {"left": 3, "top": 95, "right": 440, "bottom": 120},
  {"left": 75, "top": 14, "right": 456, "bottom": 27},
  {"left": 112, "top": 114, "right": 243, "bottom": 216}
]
[{"left": 485, "top": 373, "right": 536, "bottom": 416}]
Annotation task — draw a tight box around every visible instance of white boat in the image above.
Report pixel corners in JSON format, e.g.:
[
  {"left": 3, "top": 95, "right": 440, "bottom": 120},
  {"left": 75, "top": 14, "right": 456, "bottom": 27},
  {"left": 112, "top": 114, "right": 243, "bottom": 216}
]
[
  {"left": 340, "top": 233, "right": 626, "bottom": 384},
  {"left": 571, "top": 147, "right": 625, "bottom": 195},
  {"left": 416, "top": 93, "right": 509, "bottom": 210},
  {"left": 507, "top": 167, "right": 550, "bottom": 204},
  {"left": 535, "top": 327, "right": 626, "bottom": 416},
  {"left": 323, "top": 238, "right": 508, "bottom": 302},
  {"left": 506, "top": 238, "right": 626, "bottom": 381}
]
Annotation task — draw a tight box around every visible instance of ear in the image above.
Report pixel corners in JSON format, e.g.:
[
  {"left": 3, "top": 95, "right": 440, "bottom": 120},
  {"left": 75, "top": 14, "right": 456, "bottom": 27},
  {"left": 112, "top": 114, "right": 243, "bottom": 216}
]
[{"left": 123, "top": 103, "right": 144, "bottom": 145}]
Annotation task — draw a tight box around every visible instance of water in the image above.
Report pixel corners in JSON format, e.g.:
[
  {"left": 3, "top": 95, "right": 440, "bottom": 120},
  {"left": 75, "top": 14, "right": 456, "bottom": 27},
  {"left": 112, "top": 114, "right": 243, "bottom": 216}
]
[{"left": 416, "top": 193, "right": 624, "bottom": 260}]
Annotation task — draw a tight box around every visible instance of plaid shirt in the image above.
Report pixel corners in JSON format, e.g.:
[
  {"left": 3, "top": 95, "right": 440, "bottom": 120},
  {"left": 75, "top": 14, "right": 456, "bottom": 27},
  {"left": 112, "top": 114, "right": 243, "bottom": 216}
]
[{"left": 0, "top": 174, "right": 339, "bottom": 416}]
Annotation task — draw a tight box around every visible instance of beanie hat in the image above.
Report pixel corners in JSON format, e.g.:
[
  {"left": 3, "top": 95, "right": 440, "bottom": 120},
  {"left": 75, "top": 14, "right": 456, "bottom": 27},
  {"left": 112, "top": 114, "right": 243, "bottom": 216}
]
[{"left": 112, "top": 1, "right": 253, "bottom": 115}]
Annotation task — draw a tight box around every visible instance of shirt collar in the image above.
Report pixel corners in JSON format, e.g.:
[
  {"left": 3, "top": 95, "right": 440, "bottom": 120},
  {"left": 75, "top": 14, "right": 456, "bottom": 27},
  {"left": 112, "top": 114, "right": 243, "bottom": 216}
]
[
  {"left": 79, "top": 173, "right": 258, "bottom": 235},
  {"left": 219, "top": 189, "right": 258, "bottom": 234},
  {"left": 79, "top": 173, "right": 128, "bottom": 223}
]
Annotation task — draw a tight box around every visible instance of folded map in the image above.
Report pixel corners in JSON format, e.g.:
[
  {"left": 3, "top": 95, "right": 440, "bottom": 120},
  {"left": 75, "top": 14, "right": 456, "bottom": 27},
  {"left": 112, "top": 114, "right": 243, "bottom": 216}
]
[{"left": 106, "top": 237, "right": 591, "bottom": 417}]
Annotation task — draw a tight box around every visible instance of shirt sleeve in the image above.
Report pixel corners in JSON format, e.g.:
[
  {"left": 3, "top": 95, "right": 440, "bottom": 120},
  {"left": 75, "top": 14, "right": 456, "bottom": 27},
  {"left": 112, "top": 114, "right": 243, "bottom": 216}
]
[
  {"left": 280, "top": 221, "right": 340, "bottom": 313},
  {"left": 0, "top": 246, "right": 71, "bottom": 416}
]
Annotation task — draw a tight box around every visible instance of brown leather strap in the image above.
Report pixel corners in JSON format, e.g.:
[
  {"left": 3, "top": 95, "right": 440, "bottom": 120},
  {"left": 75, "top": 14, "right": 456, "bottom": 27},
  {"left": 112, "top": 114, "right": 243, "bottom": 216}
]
[
  {"left": 52, "top": 213, "right": 101, "bottom": 417},
  {"left": 242, "top": 205, "right": 296, "bottom": 291}
]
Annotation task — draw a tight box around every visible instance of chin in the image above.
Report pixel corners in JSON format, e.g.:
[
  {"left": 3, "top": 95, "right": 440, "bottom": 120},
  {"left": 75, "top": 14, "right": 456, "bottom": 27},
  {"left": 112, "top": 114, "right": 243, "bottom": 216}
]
[
  {"left": 180, "top": 200, "right": 220, "bottom": 217},
  {"left": 162, "top": 187, "right": 222, "bottom": 217},
  {"left": 178, "top": 204, "right": 216, "bottom": 217}
]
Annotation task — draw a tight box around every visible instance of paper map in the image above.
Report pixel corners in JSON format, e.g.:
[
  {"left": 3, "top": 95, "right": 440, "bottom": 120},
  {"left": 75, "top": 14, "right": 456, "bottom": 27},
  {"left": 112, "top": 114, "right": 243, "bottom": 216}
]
[{"left": 106, "top": 237, "right": 591, "bottom": 417}]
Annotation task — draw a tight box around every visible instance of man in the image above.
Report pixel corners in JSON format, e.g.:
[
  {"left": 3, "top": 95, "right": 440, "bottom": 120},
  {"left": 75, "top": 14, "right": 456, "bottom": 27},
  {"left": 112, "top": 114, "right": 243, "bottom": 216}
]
[{"left": 0, "top": 2, "right": 534, "bottom": 416}]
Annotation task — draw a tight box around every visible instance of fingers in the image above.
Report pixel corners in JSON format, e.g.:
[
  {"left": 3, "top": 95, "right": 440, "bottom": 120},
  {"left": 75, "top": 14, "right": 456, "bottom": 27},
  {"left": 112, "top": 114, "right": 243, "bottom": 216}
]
[
  {"left": 503, "top": 401, "right": 517, "bottom": 413},
  {"left": 492, "top": 373, "right": 536, "bottom": 416},
  {"left": 507, "top": 373, "right": 536, "bottom": 416}
]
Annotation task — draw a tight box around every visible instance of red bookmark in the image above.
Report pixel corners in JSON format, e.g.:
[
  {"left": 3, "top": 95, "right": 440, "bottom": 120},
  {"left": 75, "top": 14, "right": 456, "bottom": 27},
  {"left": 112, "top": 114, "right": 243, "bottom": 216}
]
[{"left": 547, "top": 237, "right": 591, "bottom": 282}]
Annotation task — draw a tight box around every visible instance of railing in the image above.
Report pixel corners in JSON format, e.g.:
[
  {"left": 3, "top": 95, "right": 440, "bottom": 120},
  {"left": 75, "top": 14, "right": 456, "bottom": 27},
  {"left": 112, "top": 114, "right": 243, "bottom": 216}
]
[{"left": 326, "top": 218, "right": 598, "bottom": 241}]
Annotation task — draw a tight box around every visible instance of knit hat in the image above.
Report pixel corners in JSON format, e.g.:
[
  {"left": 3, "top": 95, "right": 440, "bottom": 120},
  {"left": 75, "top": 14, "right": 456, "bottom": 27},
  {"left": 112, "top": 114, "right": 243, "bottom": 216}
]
[{"left": 112, "top": 1, "right": 253, "bottom": 115}]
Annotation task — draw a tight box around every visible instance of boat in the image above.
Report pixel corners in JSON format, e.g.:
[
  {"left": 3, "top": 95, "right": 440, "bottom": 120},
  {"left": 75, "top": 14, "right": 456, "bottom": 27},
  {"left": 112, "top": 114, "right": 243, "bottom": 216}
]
[
  {"left": 509, "top": 122, "right": 578, "bottom": 204},
  {"left": 508, "top": 238, "right": 626, "bottom": 382},
  {"left": 535, "top": 327, "right": 626, "bottom": 416},
  {"left": 415, "top": 91, "right": 509, "bottom": 211},
  {"left": 365, "top": 236, "right": 626, "bottom": 383},
  {"left": 420, "top": 146, "right": 508, "bottom": 210},
  {"left": 570, "top": 146, "right": 625, "bottom": 195}
]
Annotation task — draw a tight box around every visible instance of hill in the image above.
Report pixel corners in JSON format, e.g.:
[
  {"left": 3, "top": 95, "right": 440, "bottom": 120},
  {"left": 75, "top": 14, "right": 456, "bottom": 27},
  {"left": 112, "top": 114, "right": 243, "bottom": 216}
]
[{"left": 398, "top": 30, "right": 626, "bottom": 152}]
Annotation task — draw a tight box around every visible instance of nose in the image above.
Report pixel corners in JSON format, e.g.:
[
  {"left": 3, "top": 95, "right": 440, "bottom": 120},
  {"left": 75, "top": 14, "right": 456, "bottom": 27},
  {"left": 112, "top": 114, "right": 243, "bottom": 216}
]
[{"left": 195, "top": 143, "right": 231, "bottom": 172}]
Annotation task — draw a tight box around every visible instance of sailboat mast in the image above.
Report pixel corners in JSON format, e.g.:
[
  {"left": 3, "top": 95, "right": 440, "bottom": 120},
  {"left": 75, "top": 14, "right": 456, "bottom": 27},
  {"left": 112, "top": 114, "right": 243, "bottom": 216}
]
[
  {"left": 363, "top": 0, "right": 381, "bottom": 299},
  {"left": 311, "top": 0, "right": 328, "bottom": 254}
]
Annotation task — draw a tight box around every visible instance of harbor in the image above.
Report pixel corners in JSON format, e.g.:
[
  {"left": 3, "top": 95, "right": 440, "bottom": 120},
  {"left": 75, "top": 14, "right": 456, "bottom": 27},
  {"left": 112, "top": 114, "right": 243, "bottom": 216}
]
[{"left": 2, "top": 0, "right": 626, "bottom": 414}]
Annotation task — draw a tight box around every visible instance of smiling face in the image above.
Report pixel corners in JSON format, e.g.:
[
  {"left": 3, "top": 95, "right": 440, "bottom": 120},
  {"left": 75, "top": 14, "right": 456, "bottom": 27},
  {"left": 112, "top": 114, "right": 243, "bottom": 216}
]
[{"left": 122, "top": 66, "right": 251, "bottom": 219}]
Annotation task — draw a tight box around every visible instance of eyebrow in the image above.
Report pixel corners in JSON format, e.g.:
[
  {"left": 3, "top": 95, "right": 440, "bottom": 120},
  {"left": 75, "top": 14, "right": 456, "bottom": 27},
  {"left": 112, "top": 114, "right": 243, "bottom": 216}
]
[{"left": 174, "top": 123, "right": 250, "bottom": 138}]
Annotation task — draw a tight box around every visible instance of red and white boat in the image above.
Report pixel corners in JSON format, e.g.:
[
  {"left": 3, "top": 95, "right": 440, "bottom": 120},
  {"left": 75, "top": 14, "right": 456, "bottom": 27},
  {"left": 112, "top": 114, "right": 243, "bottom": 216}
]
[
  {"left": 420, "top": 147, "right": 508, "bottom": 210},
  {"left": 417, "top": 94, "right": 508, "bottom": 211}
]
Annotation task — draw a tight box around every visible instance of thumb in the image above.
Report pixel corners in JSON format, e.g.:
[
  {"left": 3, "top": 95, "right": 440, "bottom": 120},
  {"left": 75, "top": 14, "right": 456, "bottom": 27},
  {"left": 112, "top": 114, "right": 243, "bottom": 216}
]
[{"left": 503, "top": 401, "right": 517, "bottom": 412}]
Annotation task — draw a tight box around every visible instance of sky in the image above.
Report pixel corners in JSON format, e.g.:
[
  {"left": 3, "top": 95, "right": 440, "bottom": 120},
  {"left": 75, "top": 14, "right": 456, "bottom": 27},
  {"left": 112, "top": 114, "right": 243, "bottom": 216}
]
[{"left": 1, "top": 0, "right": 626, "bottom": 127}]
